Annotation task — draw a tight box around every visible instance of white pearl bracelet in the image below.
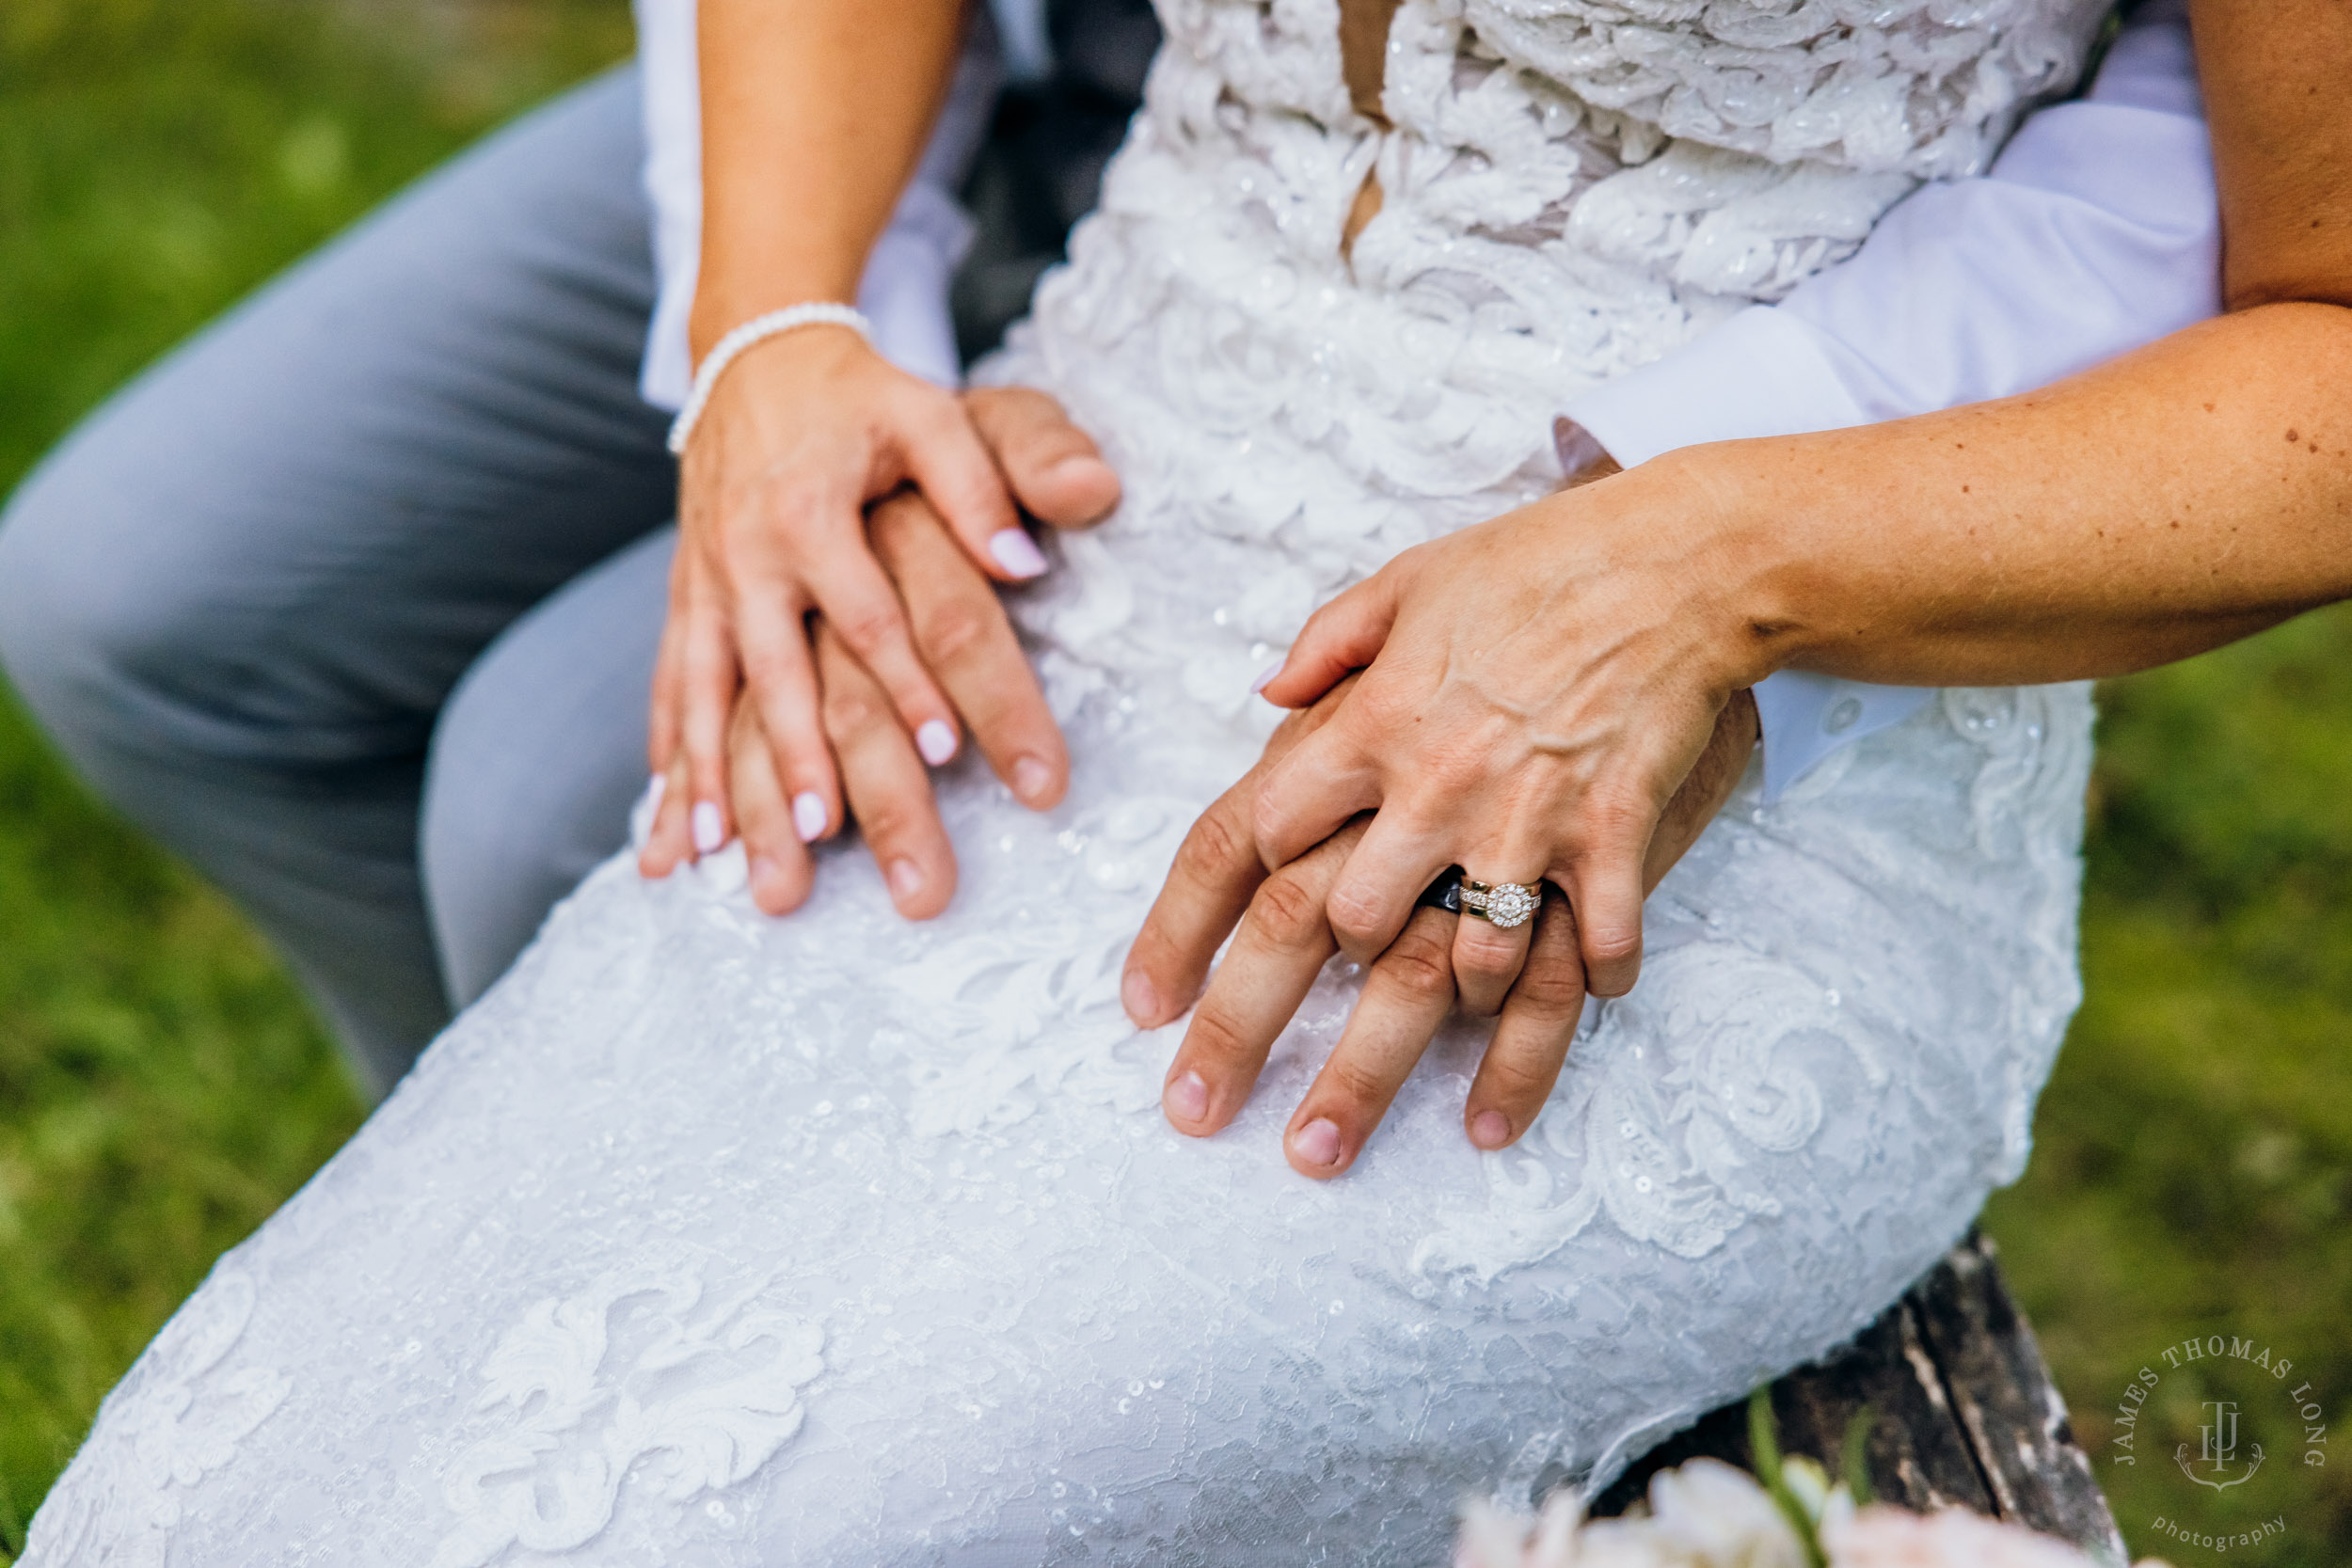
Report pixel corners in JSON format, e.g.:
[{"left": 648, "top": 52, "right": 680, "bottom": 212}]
[{"left": 665, "top": 302, "right": 874, "bottom": 456}]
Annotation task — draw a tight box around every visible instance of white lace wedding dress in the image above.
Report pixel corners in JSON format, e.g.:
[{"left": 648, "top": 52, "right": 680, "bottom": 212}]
[{"left": 27, "top": 2, "right": 2109, "bottom": 1563}]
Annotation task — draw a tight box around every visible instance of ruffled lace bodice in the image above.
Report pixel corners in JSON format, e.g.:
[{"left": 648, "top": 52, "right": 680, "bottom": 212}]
[{"left": 996, "top": 0, "right": 2107, "bottom": 765}]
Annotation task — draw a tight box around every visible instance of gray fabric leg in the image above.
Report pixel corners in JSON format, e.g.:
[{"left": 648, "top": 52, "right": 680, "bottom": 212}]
[
  {"left": 421, "top": 528, "right": 674, "bottom": 1009},
  {"left": 0, "top": 66, "right": 674, "bottom": 1097}
]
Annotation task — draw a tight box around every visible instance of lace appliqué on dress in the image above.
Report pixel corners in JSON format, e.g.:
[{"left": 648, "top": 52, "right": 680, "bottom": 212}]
[
  {"left": 431, "top": 1269, "right": 824, "bottom": 1568},
  {"left": 22, "top": 1268, "right": 289, "bottom": 1568},
  {"left": 1420, "top": 939, "right": 1891, "bottom": 1277}
]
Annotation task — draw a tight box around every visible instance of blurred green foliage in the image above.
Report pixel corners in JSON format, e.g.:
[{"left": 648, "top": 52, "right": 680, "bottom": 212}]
[
  {"left": 0, "top": 2, "right": 629, "bottom": 1559},
  {"left": 0, "top": 3, "right": 2344, "bottom": 1564},
  {"left": 1984, "top": 613, "right": 2352, "bottom": 1563}
]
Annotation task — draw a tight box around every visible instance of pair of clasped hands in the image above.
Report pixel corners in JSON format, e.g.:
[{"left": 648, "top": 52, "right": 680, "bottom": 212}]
[{"left": 640, "top": 328, "right": 1761, "bottom": 1178}]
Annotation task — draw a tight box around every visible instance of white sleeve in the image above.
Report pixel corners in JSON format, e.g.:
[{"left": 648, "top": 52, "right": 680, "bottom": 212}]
[
  {"left": 1556, "top": 0, "right": 2218, "bottom": 799},
  {"left": 631, "top": 0, "right": 1005, "bottom": 409}
]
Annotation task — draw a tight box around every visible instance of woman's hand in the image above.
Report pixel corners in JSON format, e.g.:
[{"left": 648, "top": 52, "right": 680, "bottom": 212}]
[
  {"left": 644, "top": 329, "right": 1110, "bottom": 860},
  {"left": 1126, "top": 677, "right": 1757, "bottom": 1175},
  {"left": 643, "top": 386, "right": 1120, "bottom": 908},
  {"left": 1247, "top": 464, "right": 1779, "bottom": 1005}
]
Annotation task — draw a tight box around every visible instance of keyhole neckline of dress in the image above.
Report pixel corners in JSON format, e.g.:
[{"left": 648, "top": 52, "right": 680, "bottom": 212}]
[{"left": 1337, "top": 0, "right": 1404, "bottom": 125}]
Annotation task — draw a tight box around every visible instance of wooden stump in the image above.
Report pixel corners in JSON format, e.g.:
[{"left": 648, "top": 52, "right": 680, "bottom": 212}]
[{"left": 1591, "top": 1233, "right": 2125, "bottom": 1560}]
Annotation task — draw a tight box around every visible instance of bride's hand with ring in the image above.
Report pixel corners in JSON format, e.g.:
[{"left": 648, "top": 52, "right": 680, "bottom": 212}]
[
  {"left": 1124, "top": 668, "right": 1758, "bottom": 1177},
  {"left": 1246, "top": 459, "right": 1780, "bottom": 1008}
]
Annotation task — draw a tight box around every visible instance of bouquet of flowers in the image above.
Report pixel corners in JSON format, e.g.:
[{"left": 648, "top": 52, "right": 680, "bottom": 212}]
[{"left": 1455, "top": 1394, "right": 2171, "bottom": 1568}]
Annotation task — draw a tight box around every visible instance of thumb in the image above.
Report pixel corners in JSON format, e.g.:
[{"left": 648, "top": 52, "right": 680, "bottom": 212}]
[
  {"left": 965, "top": 386, "right": 1121, "bottom": 531},
  {"left": 1258, "top": 572, "right": 1401, "bottom": 709}
]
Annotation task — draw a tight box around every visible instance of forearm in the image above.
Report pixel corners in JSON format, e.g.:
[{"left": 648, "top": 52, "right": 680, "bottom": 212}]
[
  {"left": 1706, "top": 302, "right": 2352, "bottom": 688},
  {"left": 692, "top": 0, "right": 965, "bottom": 357}
]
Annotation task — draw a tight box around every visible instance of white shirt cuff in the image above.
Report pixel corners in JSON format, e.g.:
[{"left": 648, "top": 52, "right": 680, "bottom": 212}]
[
  {"left": 1558, "top": 309, "right": 1918, "bottom": 800},
  {"left": 1557, "top": 307, "right": 1871, "bottom": 467},
  {"left": 1750, "top": 673, "right": 1931, "bottom": 800}
]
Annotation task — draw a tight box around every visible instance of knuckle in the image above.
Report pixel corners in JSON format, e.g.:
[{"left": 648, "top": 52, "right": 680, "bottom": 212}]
[
  {"left": 1584, "top": 924, "right": 1643, "bottom": 965},
  {"left": 1323, "top": 1057, "right": 1392, "bottom": 1108},
  {"left": 854, "top": 800, "right": 925, "bottom": 848},
  {"left": 1480, "top": 1052, "right": 1556, "bottom": 1104},
  {"left": 1581, "top": 783, "right": 1660, "bottom": 841},
  {"left": 1185, "top": 1005, "right": 1255, "bottom": 1069},
  {"left": 1173, "top": 804, "right": 1252, "bottom": 884},
  {"left": 1375, "top": 936, "right": 1455, "bottom": 1002},
  {"left": 914, "top": 596, "right": 995, "bottom": 665},
  {"left": 1323, "top": 882, "right": 1386, "bottom": 946},
  {"left": 833, "top": 602, "right": 908, "bottom": 658},
  {"left": 821, "top": 682, "right": 889, "bottom": 737},
  {"left": 1453, "top": 925, "right": 1518, "bottom": 974},
  {"left": 1511, "top": 962, "right": 1587, "bottom": 1016},
  {"left": 1249, "top": 872, "right": 1327, "bottom": 949}
]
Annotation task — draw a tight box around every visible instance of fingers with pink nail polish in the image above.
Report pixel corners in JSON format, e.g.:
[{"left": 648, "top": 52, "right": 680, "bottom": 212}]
[
  {"left": 691, "top": 800, "right": 726, "bottom": 856},
  {"left": 987, "top": 528, "right": 1049, "bottom": 578},
  {"left": 915, "top": 719, "right": 958, "bottom": 767},
  {"left": 792, "top": 790, "right": 828, "bottom": 843}
]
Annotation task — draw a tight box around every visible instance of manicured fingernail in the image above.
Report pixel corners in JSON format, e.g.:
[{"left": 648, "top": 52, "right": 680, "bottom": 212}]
[
  {"left": 1011, "top": 754, "right": 1055, "bottom": 804},
  {"left": 1470, "top": 1110, "right": 1512, "bottom": 1149},
  {"left": 916, "top": 719, "right": 958, "bottom": 767},
  {"left": 1165, "top": 1069, "right": 1209, "bottom": 1122},
  {"left": 791, "top": 790, "right": 827, "bottom": 842},
  {"left": 749, "top": 853, "right": 781, "bottom": 898},
  {"left": 644, "top": 773, "right": 667, "bottom": 815},
  {"left": 1250, "top": 659, "right": 1283, "bottom": 695},
  {"left": 988, "top": 528, "right": 1049, "bottom": 579},
  {"left": 1292, "top": 1117, "right": 1343, "bottom": 1167},
  {"left": 691, "top": 800, "right": 724, "bottom": 854},
  {"left": 888, "top": 858, "right": 926, "bottom": 900},
  {"left": 1121, "top": 970, "right": 1160, "bottom": 1024}
]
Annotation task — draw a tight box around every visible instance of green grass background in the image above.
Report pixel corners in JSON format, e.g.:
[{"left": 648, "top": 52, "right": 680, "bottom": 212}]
[{"left": 0, "top": 3, "right": 2343, "bottom": 1561}]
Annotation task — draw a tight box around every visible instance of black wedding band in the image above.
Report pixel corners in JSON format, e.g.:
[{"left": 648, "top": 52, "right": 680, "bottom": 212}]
[{"left": 1416, "top": 866, "right": 1466, "bottom": 914}]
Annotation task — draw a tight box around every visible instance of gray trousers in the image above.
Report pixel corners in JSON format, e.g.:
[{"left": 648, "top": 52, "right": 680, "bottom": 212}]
[{"left": 0, "top": 69, "right": 677, "bottom": 1097}]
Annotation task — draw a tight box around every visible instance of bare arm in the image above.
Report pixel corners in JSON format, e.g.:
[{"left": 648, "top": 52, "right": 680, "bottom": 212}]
[
  {"left": 691, "top": 0, "right": 962, "bottom": 351},
  {"left": 645, "top": 0, "right": 1125, "bottom": 910},
  {"left": 1696, "top": 300, "right": 2352, "bottom": 689},
  {"left": 1657, "top": 0, "right": 2352, "bottom": 690}
]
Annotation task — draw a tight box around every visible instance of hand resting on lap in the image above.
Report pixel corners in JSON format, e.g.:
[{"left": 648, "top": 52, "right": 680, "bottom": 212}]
[
  {"left": 641, "top": 386, "right": 1120, "bottom": 911},
  {"left": 643, "top": 337, "right": 1121, "bottom": 864},
  {"left": 1127, "top": 673, "right": 1759, "bottom": 1177}
]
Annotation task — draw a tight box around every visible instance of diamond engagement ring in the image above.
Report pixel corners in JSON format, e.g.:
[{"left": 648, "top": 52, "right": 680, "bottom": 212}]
[{"left": 1461, "top": 879, "right": 1541, "bottom": 928}]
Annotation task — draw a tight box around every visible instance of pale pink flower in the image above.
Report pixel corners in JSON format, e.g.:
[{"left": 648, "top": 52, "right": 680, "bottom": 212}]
[
  {"left": 1455, "top": 1460, "right": 1804, "bottom": 1568},
  {"left": 1454, "top": 1464, "right": 2178, "bottom": 1568},
  {"left": 1820, "top": 1504, "right": 2174, "bottom": 1568}
]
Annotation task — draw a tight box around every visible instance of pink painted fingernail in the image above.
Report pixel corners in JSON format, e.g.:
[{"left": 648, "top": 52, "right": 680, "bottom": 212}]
[
  {"left": 1292, "top": 1117, "right": 1343, "bottom": 1168},
  {"left": 888, "top": 858, "right": 926, "bottom": 900},
  {"left": 1250, "top": 659, "right": 1283, "bottom": 695},
  {"left": 644, "top": 773, "right": 667, "bottom": 816},
  {"left": 1011, "top": 754, "right": 1055, "bottom": 804},
  {"left": 1470, "top": 1110, "right": 1512, "bottom": 1149},
  {"left": 988, "top": 528, "right": 1049, "bottom": 579},
  {"left": 691, "top": 800, "right": 724, "bottom": 855},
  {"left": 916, "top": 719, "right": 958, "bottom": 767},
  {"left": 791, "top": 790, "right": 827, "bottom": 843},
  {"left": 1121, "top": 970, "right": 1160, "bottom": 1024},
  {"left": 1165, "top": 1069, "right": 1209, "bottom": 1122}
]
